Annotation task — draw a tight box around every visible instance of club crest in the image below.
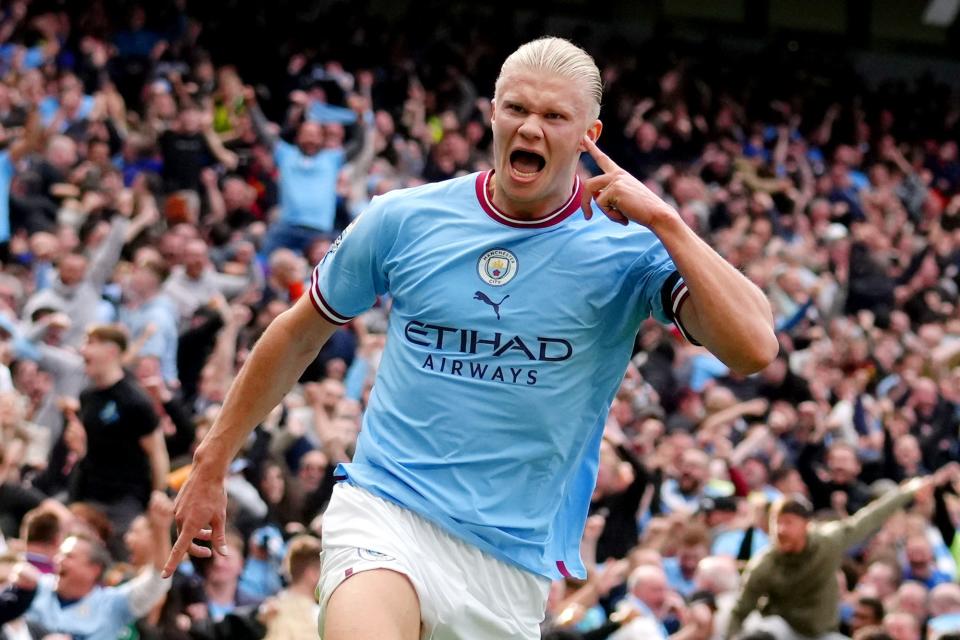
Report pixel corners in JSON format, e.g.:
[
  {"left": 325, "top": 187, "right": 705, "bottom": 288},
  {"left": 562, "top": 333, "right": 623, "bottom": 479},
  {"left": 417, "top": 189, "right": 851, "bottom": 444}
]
[{"left": 477, "top": 248, "right": 518, "bottom": 286}]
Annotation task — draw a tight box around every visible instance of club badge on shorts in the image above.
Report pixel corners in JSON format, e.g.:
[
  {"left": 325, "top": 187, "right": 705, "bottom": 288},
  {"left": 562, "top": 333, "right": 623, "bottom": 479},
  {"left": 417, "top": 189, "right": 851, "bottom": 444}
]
[{"left": 477, "top": 248, "right": 518, "bottom": 286}]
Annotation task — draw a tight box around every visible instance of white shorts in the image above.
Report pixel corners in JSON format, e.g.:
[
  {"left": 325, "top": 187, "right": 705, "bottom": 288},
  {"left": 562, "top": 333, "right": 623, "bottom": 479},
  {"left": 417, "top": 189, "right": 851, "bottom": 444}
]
[{"left": 317, "top": 483, "right": 550, "bottom": 640}]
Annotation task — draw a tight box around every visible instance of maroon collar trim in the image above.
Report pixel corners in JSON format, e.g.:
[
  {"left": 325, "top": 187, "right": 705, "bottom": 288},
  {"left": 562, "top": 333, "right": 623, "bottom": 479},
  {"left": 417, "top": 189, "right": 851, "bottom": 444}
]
[{"left": 474, "top": 170, "right": 582, "bottom": 229}]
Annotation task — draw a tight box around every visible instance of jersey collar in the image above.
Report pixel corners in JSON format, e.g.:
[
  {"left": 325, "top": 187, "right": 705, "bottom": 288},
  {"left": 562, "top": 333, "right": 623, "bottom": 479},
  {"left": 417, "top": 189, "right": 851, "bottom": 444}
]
[{"left": 474, "top": 170, "right": 582, "bottom": 229}]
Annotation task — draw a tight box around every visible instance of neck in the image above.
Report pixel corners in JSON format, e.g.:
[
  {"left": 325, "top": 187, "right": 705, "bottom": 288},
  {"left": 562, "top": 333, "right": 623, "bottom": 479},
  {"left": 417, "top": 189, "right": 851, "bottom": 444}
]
[
  {"left": 92, "top": 365, "right": 124, "bottom": 388},
  {"left": 205, "top": 580, "right": 237, "bottom": 603},
  {"left": 57, "top": 580, "right": 93, "bottom": 601},
  {"left": 488, "top": 170, "right": 576, "bottom": 220},
  {"left": 289, "top": 579, "right": 316, "bottom": 598}
]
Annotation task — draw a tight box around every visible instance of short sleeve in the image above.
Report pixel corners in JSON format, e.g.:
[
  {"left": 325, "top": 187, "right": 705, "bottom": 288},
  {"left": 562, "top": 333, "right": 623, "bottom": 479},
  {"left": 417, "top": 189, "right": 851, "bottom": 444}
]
[
  {"left": 274, "top": 139, "right": 295, "bottom": 166},
  {"left": 628, "top": 231, "right": 701, "bottom": 345},
  {"left": 309, "top": 197, "right": 390, "bottom": 325},
  {"left": 130, "top": 388, "right": 160, "bottom": 438}
]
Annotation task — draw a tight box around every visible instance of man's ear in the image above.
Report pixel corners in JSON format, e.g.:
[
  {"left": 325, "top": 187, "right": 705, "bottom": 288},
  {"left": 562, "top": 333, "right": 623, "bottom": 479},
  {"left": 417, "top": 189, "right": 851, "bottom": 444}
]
[{"left": 579, "top": 120, "right": 603, "bottom": 151}]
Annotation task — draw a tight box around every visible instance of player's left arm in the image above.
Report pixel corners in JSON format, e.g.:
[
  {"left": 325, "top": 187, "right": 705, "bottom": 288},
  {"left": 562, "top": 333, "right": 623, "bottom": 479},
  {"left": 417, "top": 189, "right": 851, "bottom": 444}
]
[{"left": 581, "top": 136, "right": 777, "bottom": 375}]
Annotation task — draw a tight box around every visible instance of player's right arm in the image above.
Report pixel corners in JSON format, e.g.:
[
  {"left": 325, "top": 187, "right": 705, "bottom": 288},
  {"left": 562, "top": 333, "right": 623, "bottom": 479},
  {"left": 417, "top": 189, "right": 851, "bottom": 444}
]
[
  {"left": 161, "top": 295, "right": 338, "bottom": 577},
  {"left": 727, "top": 556, "right": 767, "bottom": 638}
]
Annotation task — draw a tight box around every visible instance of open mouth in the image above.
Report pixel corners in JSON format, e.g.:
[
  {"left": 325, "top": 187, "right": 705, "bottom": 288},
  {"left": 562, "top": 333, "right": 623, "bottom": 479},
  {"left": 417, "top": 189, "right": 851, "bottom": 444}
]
[{"left": 509, "top": 150, "right": 546, "bottom": 177}]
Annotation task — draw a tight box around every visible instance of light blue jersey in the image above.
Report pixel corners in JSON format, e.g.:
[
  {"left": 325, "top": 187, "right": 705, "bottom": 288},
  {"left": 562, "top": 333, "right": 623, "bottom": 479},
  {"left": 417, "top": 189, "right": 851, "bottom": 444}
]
[
  {"left": 26, "top": 573, "right": 155, "bottom": 640},
  {"left": 311, "top": 170, "right": 694, "bottom": 579},
  {"left": 275, "top": 140, "right": 344, "bottom": 231}
]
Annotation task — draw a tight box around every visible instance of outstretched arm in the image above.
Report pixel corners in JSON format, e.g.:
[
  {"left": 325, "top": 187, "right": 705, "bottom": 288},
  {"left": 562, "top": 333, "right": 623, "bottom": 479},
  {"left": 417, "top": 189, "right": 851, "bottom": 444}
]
[
  {"left": 163, "top": 295, "right": 337, "bottom": 576},
  {"left": 836, "top": 469, "right": 955, "bottom": 549},
  {"left": 582, "top": 136, "right": 777, "bottom": 374}
]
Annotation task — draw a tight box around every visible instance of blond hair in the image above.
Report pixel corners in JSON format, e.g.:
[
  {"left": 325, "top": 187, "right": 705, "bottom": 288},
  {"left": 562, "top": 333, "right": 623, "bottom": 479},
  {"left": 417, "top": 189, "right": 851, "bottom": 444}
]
[{"left": 495, "top": 37, "right": 602, "bottom": 120}]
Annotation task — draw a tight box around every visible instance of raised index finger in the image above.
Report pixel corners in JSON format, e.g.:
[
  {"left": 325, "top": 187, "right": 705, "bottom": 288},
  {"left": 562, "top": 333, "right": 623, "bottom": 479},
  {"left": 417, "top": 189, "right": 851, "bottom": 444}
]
[
  {"left": 583, "top": 135, "right": 619, "bottom": 174},
  {"left": 162, "top": 522, "right": 197, "bottom": 578}
]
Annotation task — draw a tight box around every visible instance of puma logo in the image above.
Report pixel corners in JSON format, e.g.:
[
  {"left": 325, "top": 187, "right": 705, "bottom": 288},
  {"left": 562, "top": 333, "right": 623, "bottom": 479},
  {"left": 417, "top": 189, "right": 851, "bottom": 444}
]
[{"left": 474, "top": 291, "right": 510, "bottom": 320}]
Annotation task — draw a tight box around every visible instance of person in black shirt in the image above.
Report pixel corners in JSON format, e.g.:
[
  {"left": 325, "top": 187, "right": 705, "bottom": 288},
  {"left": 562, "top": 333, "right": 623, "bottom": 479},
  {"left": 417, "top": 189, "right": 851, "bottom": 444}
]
[
  {"left": 796, "top": 439, "right": 872, "bottom": 514},
  {"left": 589, "top": 430, "right": 649, "bottom": 563},
  {"left": 71, "top": 324, "right": 168, "bottom": 554},
  {"left": 158, "top": 102, "right": 237, "bottom": 193}
]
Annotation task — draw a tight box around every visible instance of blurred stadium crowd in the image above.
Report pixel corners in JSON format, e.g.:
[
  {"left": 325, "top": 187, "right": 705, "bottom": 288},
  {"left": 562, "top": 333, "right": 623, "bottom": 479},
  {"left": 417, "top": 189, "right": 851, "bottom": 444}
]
[{"left": 0, "top": 1, "right": 960, "bottom": 639}]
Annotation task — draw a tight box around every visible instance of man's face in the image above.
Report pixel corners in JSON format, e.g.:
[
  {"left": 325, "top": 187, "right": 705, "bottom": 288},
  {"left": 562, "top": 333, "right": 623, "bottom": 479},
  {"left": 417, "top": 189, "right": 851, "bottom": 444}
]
[
  {"left": 895, "top": 584, "right": 928, "bottom": 620},
  {"left": 80, "top": 337, "right": 120, "bottom": 377},
  {"left": 884, "top": 614, "right": 920, "bottom": 640},
  {"left": 59, "top": 254, "right": 88, "bottom": 287},
  {"left": 827, "top": 447, "right": 860, "bottom": 485},
  {"left": 297, "top": 122, "right": 324, "bottom": 156},
  {"left": 180, "top": 108, "right": 202, "bottom": 134},
  {"left": 773, "top": 512, "right": 808, "bottom": 553},
  {"left": 860, "top": 563, "right": 897, "bottom": 600},
  {"left": 222, "top": 178, "right": 250, "bottom": 210},
  {"left": 183, "top": 242, "right": 208, "bottom": 278},
  {"left": 55, "top": 537, "right": 100, "bottom": 596},
  {"left": 678, "top": 543, "right": 708, "bottom": 577},
  {"left": 894, "top": 436, "right": 921, "bottom": 468},
  {"left": 906, "top": 538, "right": 932, "bottom": 572},
  {"left": 320, "top": 379, "right": 345, "bottom": 411},
  {"left": 491, "top": 70, "right": 599, "bottom": 216},
  {"left": 911, "top": 380, "right": 938, "bottom": 413},
  {"left": 742, "top": 458, "right": 768, "bottom": 489},
  {"left": 633, "top": 573, "right": 668, "bottom": 614},
  {"left": 297, "top": 450, "right": 328, "bottom": 492},
  {"left": 851, "top": 601, "right": 881, "bottom": 633},
  {"left": 123, "top": 516, "right": 153, "bottom": 567},
  {"left": 678, "top": 451, "right": 707, "bottom": 494},
  {"left": 128, "top": 265, "right": 159, "bottom": 300}
]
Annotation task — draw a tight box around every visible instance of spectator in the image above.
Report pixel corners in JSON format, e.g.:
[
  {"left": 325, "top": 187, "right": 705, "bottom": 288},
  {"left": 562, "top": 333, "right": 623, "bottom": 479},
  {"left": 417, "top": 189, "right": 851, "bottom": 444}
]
[
  {"left": 929, "top": 583, "right": 960, "bottom": 638},
  {"left": 797, "top": 440, "right": 872, "bottom": 513},
  {"left": 162, "top": 238, "right": 252, "bottom": 322},
  {"left": 22, "top": 215, "right": 129, "bottom": 347},
  {"left": 262, "top": 534, "right": 322, "bottom": 640},
  {"left": 71, "top": 325, "right": 166, "bottom": 550},
  {"left": 3, "top": 491, "right": 172, "bottom": 640},
  {"left": 902, "top": 535, "right": 952, "bottom": 589},
  {"left": 858, "top": 561, "right": 902, "bottom": 603},
  {"left": 195, "top": 530, "right": 260, "bottom": 623},
  {"left": 19, "top": 506, "right": 63, "bottom": 575},
  {"left": 610, "top": 564, "right": 673, "bottom": 639},
  {"left": 889, "top": 581, "right": 928, "bottom": 630},
  {"left": 883, "top": 611, "right": 921, "bottom": 640},
  {"left": 659, "top": 450, "right": 712, "bottom": 516},
  {"left": 729, "top": 473, "right": 950, "bottom": 639},
  {"left": 663, "top": 525, "right": 710, "bottom": 598},
  {"left": 246, "top": 88, "right": 368, "bottom": 256},
  {"left": 118, "top": 256, "right": 179, "bottom": 383},
  {"left": 850, "top": 596, "right": 886, "bottom": 637},
  {"left": 693, "top": 555, "right": 740, "bottom": 640}
]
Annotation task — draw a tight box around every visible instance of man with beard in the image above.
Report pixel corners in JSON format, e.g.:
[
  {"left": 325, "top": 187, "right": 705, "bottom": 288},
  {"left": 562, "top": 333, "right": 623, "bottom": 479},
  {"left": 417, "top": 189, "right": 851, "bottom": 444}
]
[
  {"left": 660, "top": 449, "right": 712, "bottom": 516},
  {"left": 728, "top": 469, "right": 955, "bottom": 639}
]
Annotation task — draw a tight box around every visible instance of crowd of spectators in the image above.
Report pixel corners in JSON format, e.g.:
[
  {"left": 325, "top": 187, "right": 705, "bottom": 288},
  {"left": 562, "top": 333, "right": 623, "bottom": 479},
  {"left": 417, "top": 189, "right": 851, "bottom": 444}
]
[{"left": 0, "top": 1, "right": 958, "bottom": 639}]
